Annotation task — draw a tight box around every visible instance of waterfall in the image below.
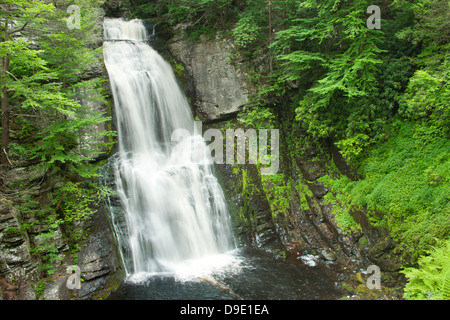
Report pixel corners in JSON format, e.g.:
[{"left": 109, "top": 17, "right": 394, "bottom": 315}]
[{"left": 102, "top": 18, "right": 236, "bottom": 279}]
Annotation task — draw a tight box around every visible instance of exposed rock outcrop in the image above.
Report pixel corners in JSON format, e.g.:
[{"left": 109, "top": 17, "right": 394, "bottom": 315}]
[
  {"left": 0, "top": 165, "right": 124, "bottom": 300},
  {"left": 0, "top": 197, "right": 40, "bottom": 299},
  {"left": 168, "top": 32, "right": 253, "bottom": 121},
  {"left": 36, "top": 205, "right": 124, "bottom": 300}
]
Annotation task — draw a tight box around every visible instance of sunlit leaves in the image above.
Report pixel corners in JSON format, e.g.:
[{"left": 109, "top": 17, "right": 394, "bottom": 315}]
[{"left": 232, "top": 13, "right": 262, "bottom": 50}]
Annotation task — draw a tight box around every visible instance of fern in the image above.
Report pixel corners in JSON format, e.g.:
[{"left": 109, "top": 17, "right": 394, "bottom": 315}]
[
  {"left": 441, "top": 266, "right": 450, "bottom": 300},
  {"left": 401, "top": 239, "right": 450, "bottom": 300}
]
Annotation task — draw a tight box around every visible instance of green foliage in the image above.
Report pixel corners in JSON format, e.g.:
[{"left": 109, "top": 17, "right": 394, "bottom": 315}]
[
  {"left": 261, "top": 173, "right": 290, "bottom": 220},
  {"left": 32, "top": 230, "right": 63, "bottom": 276},
  {"left": 232, "top": 13, "right": 261, "bottom": 50},
  {"left": 34, "top": 280, "right": 46, "bottom": 299},
  {"left": 395, "top": 0, "right": 449, "bottom": 69},
  {"left": 324, "top": 122, "right": 449, "bottom": 260},
  {"left": 39, "top": 0, "right": 105, "bottom": 86},
  {"left": 401, "top": 239, "right": 450, "bottom": 300},
  {"left": 286, "top": 0, "right": 387, "bottom": 162},
  {"left": 400, "top": 69, "right": 449, "bottom": 137},
  {"left": 222, "top": 0, "right": 449, "bottom": 277},
  {"left": 0, "top": 0, "right": 54, "bottom": 23},
  {"left": 295, "top": 180, "right": 313, "bottom": 211},
  {"left": 227, "top": 0, "right": 449, "bottom": 166},
  {"left": 396, "top": 0, "right": 450, "bottom": 138},
  {"left": 238, "top": 105, "right": 275, "bottom": 129},
  {"left": 1, "top": 0, "right": 115, "bottom": 278},
  {"left": 320, "top": 175, "right": 362, "bottom": 234},
  {"left": 128, "top": 0, "right": 236, "bottom": 38},
  {"left": 5, "top": 227, "right": 21, "bottom": 236},
  {"left": 233, "top": 167, "right": 258, "bottom": 233}
]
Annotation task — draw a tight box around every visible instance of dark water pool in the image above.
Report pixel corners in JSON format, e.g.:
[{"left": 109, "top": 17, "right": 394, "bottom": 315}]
[{"left": 109, "top": 248, "right": 343, "bottom": 300}]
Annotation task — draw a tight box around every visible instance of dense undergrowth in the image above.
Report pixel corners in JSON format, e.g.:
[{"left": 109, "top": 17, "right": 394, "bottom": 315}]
[{"left": 320, "top": 121, "right": 449, "bottom": 257}]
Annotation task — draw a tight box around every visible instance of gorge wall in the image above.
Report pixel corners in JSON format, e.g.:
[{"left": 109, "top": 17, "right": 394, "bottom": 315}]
[
  {"left": 168, "top": 31, "right": 253, "bottom": 121},
  {"left": 0, "top": 159, "right": 124, "bottom": 300}
]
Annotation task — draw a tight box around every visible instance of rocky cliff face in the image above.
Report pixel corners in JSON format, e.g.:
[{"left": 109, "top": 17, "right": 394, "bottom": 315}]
[
  {"left": 168, "top": 32, "right": 253, "bottom": 121},
  {"left": 0, "top": 165, "right": 124, "bottom": 300},
  {"left": 0, "top": 194, "right": 40, "bottom": 299}
]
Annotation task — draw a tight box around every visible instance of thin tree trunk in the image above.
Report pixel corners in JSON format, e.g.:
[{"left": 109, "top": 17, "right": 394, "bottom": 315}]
[
  {"left": 268, "top": 0, "right": 273, "bottom": 74},
  {"left": 1, "top": 21, "right": 10, "bottom": 167},
  {"left": 1, "top": 86, "right": 10, "bottom": 167}
]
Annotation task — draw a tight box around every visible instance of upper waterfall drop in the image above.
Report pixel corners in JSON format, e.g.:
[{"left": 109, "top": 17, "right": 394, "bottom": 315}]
[{"left": 102, "top": 18, "right": 236, "bottom": 278}]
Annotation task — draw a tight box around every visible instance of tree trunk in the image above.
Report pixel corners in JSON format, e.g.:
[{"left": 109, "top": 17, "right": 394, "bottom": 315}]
[
  {"left": 268, "top": 0, "right": 273, "bottom": 74},
  {"left": 1, "top": 86, "right": 10, "bottom": 167},
  {"left": 1, "top": 21, "right": 10, "bottom": 167}
]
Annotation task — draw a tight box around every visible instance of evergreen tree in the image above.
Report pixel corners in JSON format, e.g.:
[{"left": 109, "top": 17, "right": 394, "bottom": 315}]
[{"left": 0, "top": 0, "right": 54, "bottom": 167}]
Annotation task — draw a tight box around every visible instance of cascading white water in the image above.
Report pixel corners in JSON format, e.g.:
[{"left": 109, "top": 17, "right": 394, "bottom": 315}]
[{"left": 102, "top": 18, "right": 236, "bottom": 279}]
